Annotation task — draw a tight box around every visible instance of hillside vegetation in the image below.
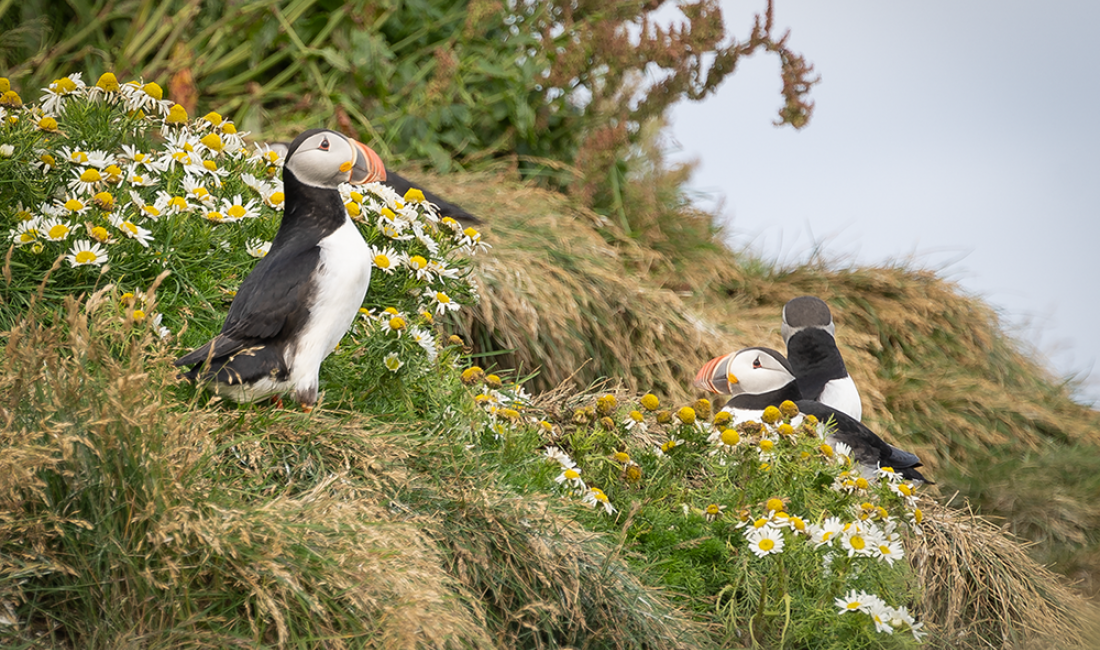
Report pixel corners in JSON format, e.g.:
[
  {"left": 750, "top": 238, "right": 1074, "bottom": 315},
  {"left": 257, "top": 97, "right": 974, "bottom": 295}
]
[{"left": 3, "top": 0, "right": 1100, "bottom": 646}]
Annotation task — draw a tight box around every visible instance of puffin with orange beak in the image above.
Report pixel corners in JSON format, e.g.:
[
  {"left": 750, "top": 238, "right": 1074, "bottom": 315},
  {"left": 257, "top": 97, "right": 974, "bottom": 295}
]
[{"left": 175, "top": 129, "right": 385, "bottom": 408}]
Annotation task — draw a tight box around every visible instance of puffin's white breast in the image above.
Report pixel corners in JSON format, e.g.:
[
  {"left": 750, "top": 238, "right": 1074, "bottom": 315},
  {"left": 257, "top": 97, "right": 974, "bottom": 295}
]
[
  {"left": 819, "top": 376, "right": 862, "bottom": 421},
  {"left": 286, "top": 217, "right": 372, "bottom": 398}
]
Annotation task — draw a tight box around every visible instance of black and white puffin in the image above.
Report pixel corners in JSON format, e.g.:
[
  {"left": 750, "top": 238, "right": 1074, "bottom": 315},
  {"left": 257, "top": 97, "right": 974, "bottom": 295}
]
[
  {"left": 694, "top": 347, "right": 930, "bottom": 482},
  {"left": 781, "top": 296, "right": 863, "bottom": 421},
  {"left": 175, "top": 128, "right": 384, "bottom": 408}
]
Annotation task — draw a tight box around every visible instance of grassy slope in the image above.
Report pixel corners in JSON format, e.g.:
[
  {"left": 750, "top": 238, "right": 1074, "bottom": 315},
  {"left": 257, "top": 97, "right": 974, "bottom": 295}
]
[
  {"left": 413, "top": 168, "right": 1100, "bottom": 597},
  {"left": 3, "top": 165, "right": 1099, "bottom": 648}
]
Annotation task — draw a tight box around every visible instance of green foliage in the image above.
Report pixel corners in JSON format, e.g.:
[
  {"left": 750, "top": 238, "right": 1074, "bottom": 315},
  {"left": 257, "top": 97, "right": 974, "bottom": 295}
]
[
  {"left": 0, "top": 0, "right": 817, "bottom": 191},
  {"left": 0, "top": 77, "right": 483, "bottom": 414},
  {"left": 467, "top": 388, "right": 928, "bottom": 649}
]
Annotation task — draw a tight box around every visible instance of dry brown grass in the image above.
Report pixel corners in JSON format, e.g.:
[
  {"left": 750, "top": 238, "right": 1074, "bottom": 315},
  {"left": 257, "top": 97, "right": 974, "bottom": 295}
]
[
  {"left": 0, "top": 287, "right": 703, "bottom": 649},
  {"left": 906, "top": 499, "right": 1100, "bottom": 649}
]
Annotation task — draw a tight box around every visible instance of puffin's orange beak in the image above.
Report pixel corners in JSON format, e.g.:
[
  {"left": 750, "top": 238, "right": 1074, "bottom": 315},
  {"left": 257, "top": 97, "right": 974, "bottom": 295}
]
[
  {"left": 694, "top": 353, "right": 736, "bottom": 394},
  {"left": 348, "top": 138, "right": 386, "bottom": 184}
]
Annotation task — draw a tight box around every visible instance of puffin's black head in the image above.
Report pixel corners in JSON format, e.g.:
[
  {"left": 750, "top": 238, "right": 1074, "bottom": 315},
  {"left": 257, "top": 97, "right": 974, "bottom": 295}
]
[
  {"left": 694, "top": 347, "right": 798, "bottom": 396},
  {"left": 283, "top": 128, "right": 386, "bottom": 189},
  {"left": 781, "top": 296, "right": 835, "bottom": 344}
]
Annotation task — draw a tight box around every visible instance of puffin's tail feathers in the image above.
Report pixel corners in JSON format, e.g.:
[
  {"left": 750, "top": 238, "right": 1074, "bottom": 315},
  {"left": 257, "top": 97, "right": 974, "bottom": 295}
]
[
  {"left": 176, "top": 341, "right": 287, "bottom": 387},
  {"left": 384, "top": 170, "right": 481, "bottom": 224}
]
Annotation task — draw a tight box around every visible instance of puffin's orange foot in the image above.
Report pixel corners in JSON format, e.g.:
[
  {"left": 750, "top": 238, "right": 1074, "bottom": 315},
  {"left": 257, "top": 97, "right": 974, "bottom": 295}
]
[
  {"left": 271, "top": 395, "right": 284, "bottom": 409},
  {"left": 300, "top": 403, "right": 313, "bottom": 413}
]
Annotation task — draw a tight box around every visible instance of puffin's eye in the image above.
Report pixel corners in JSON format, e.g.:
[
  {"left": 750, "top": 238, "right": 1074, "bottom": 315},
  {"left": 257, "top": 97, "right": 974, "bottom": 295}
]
[
  {"left": 319, "top": 137, "right": 330, "bottom": 151},
  {"left": 752, "top": 358, "right": 762, "bottom": 369}
]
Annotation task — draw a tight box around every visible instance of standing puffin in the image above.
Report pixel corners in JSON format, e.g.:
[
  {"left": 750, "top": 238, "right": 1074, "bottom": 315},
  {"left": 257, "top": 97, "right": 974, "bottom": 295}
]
[
  {"left": 175, "top": 128, "right": 384, "bottom": 408},
  {"left": 694, "top": 347, "right": 929, "bottom": 482},
  {"left": 781, "top": 296, "right": 863, "bottom": 421}
]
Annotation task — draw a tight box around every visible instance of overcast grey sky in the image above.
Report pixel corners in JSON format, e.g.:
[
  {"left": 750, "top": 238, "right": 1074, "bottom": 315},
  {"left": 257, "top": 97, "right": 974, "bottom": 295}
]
[{"left": 668, "top": 0, "right": 1100, "bottom": 404}]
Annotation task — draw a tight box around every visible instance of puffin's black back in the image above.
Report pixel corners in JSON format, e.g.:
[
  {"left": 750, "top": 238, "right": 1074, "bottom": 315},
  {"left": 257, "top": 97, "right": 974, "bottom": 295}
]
[{"left": 786, "top": 328, "right": 849, "bottom": 400}]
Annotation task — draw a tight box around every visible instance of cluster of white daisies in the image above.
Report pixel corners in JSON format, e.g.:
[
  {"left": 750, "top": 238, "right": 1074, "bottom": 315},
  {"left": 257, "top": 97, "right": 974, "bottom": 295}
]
[
  {"left": 2, "top": 72, "right": 286, "bottom": 268},
  {"left": 2, "top": 72, "right": 487, "bottom": 388}
]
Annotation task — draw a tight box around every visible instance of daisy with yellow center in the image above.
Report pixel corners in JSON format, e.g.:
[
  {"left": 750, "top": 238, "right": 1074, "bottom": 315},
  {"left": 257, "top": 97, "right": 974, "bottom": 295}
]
[
  {"left": 66, "top": 240, "right": 108, "bottom": 267},
  {"left": 841, "top": 525, "right": 875, "bottom": 558},
  {"left": 834, "top": 589, "right": 881, "bottom": 615},
  {"left": 639, "top": 393, "right": 660, "bottom": 411},
  {"left": 69, "top": 167, "right": 103, "bottom": 195},
  {"left": 387, "top": 316, "right": 407, "bottom": 332},
  {"left": 246, "top": 239, "right": 271, "bottom": 258},
  {"left": 36, "top": 116, "right": 59, "bottom": 132},
  {"left": 704, "top": 503, "right": 726, "bottom": 522},
  {"left": 11, "top": 221, "right": 41, "bottom": 246},
  {"left": 261, "top": 186, "right": 286, "bottom": 210},
  {"left": 425, "top": 288, "right": 460, "bottom": 315},
  {"left": 222, "top": 195, "right": 259, "bottom": 221},
  {"left": 555, "top": 466, "right": 585, "bottom": 490},
  {"left": 583, "top": 487, "right": 616, "bottom": 515},
  {"left": 41, "top": 218, "right": 72, "bottom": 241},
  {"left": 369, "top": 245, "right": 400, "bottom": 274},
  {"left": 745, "top": 526, "right": 784, "bottom": 558},
  {"left": 403, "top": 187, "right": 426, "bottom": 203},
  {"left": 383, "top": 352, "right": 403, "bottom": 372},
  {"left": 111, "top": 216, "right": 153, "bottom": 247},
  {"left": 810, "top": 516, "right": 844, "bottom": 548},
  {"left": 164, "top": 104, "right": 189, "bottom": 124}
]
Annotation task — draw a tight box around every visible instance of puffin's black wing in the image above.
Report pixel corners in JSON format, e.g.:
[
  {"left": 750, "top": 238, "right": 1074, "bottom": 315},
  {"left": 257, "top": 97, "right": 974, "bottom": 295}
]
[
  {"left": 384, "top": 168, "right": 480, "bottom": 224},
  {"left": 174, "top": 244, "right": 319, "bottom": 370},
  {"left": 796, "top": 400, "right": 931, "bottom": 483}
]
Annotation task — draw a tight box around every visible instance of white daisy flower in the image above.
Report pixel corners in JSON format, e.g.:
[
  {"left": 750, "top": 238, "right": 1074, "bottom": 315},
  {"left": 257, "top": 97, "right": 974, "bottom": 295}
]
[
  {"left": 66, "top": 240, "right": 108, "bottom": 267},
  {"left": 840, "top": 523, "right": 878, "bottom": 558},
  {"left": 408, "top": 326, "right": 438, "bottom": 362},
  {"left": 876, "top": 466, "right": 904, "bottom": 483},
  {"left": 425, "top": 288, "right": 460, "bottom": 315},
  {"left": 368, "top": 245, "right": 400, "bottom": 274},
  {"left": 260, "top": 183, "right": 285, "bottom": 210},
  {"left": 834, "top": 589, "right": 884, "bottom": 616},
  {"left": 58, "top": 145, "right": 90, "bottom": 165},
  {"left": 582, "top": 487, "right": 616, "bottom": 515},
  {"left": 40, "top": 217, "right": 73, "bottom": 241},
  {"left": 870, "top": 537, "right": 905, "bottom": 566},
  {"left": 383, "top": 352, "right": 403, "bottom": 372},
  {"left": 240, "top": 173, "right": 266, "bottom": 194},
  {"left": 110, "top": 215, "right": 154, "bottom": 247},
  {"left": 555, "top": 466, "right": 586, "bottom": 491},
  {"left": 41, "top": 74, "right": 86, "bottom": 114},
  {"left": 249, "top": 143, "right": 285, "bottom": 168},
  {"left": 745, "top": 526, "right": 785, "bottom": 558},
  {"left": 159, "top": 193, "right": 193, "bottom": 216},
  {"left": 120, "top": 80, "right": 172, "bottom": 116},
  {"left": 11, "top": 219, "right": 42, "bottom": 246},
  {"left": 868, "top": 603, "right": 895, "bottom": 634},
  {"left": 67, "top": 167, "right": 104, "bottom": 195},
  {"left": 543, "top": 446, "right": 575, "bottom": 468},
  {"left": 809, "top": 516, "right": 845, "bottom": 548},
  {"left": 221, "top": 195, "right": 260, "bottom": 221},
  {"left": 182, "top": 176, "right": 216, "bottom": 205},
  {"left": 246, "top": 239, "right": 271, "bottom": 258},
  {"left": 126, "top": 166, "right": 159, "bottom": 187}
]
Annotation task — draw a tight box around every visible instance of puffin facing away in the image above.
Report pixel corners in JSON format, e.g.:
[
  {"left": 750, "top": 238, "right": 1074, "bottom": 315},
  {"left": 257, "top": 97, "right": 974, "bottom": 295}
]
[
  {"left": 694, "top": 347, "right": 930, "bottom": 483},
  {"left": 175, "top": 128, "right": 384, "bottom": 407},
  {"left": 781, "top": 296, "right": 863, "bottom": 421}
]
